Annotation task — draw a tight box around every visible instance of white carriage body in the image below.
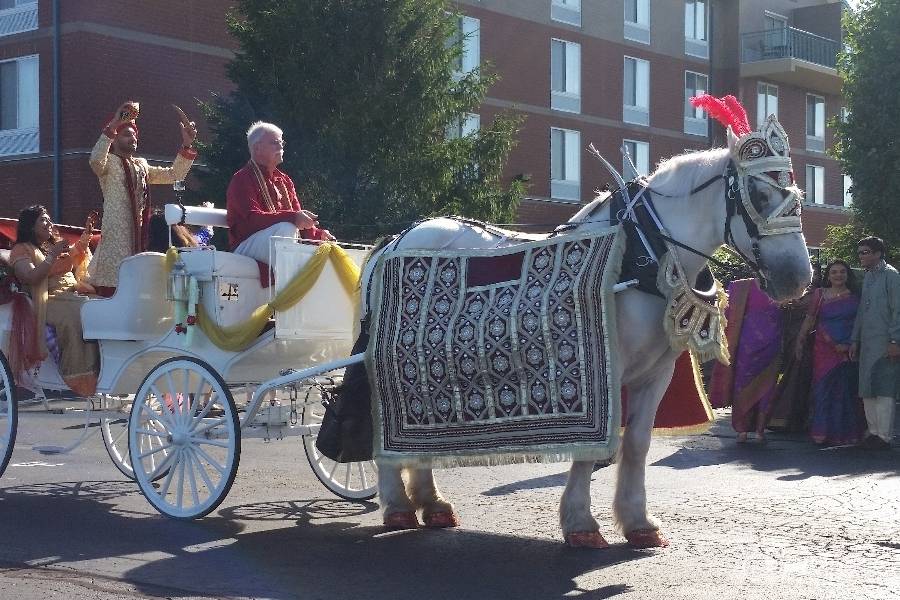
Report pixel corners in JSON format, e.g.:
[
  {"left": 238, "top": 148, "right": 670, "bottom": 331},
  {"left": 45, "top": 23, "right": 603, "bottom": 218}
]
[{"left": 1, "top": 209, "right": 368, "bottom": 395}]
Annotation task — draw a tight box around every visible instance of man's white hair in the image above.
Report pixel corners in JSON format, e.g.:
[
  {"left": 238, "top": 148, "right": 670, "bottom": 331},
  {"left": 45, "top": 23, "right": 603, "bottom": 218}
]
[{"left": 246, "top": 121, "right": 283, "bottom": 154}]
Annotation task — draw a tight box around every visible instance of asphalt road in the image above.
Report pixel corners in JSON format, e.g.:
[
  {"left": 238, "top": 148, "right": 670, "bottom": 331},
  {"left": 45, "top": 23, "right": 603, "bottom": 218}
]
[{"left": 0, "top": 404, "right": 897, "bottom": 600}]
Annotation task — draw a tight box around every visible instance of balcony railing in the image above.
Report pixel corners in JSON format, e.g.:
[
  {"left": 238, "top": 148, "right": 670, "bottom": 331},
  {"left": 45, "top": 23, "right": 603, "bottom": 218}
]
[{"left": 741, "top": 27, "right": 838, "bottom": 69}]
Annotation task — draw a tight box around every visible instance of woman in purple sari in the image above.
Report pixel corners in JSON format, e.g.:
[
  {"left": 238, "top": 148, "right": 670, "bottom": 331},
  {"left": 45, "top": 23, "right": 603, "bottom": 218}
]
[
  {"left": 795, "top": 260, "right": 865, "bottom": 446},
  {"left": 709, "top": 279, "right": 782, "bottom": 443}
]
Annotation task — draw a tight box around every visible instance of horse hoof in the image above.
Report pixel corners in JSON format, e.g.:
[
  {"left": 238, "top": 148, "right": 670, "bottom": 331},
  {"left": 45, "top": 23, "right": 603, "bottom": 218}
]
[
  {"left": 625, "top": 528, "right": 669, "bottom": 548},
  {"left": 383, "top": 511, "right": 419, "bottom": 530},
  {"left": 564, "top": 531, "right": 610, "bottom": 549},
  {"left": 423, "top": 511, "right": 460, "bottom": 528}
]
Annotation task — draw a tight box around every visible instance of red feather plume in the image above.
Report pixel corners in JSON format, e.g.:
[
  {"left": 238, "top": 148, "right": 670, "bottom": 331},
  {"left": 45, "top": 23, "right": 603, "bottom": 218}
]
[{"left": 689, "top": 94, "right": 752, "bottom": 136}]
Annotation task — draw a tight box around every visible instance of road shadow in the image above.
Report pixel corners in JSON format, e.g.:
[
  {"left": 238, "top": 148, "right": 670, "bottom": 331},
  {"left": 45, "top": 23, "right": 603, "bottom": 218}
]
[
  {"left": 0, "top": 481, "right": 647, "bottom": 599},
  {"left": 481, "top": 471, "right": 570, "bottom": 496},
  {"left": 652, "top": 432, "right": 900, "bottom": 481},
  {"left": 131, "top": 499, "right": 648, "bottom": 600}
]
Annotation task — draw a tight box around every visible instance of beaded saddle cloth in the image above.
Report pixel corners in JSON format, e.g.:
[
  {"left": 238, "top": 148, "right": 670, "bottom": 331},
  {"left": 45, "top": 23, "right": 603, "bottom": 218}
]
[{"left": 366, "top": 228, "right": 625, "bottom": 467}]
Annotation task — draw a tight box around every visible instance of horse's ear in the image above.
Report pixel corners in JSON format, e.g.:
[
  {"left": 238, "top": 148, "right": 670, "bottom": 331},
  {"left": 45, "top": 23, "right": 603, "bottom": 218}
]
[{"left": 726, "top": 126, "right": 740, "bottom": 151}]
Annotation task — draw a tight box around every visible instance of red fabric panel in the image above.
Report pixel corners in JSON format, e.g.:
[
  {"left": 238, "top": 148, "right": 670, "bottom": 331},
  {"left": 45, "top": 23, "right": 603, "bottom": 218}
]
[
  {"left": 466, "top": 252, "right": 526, "bottom": 287},
  {"left": 621, "top": 352, "right": 710, "bottom": 430}
]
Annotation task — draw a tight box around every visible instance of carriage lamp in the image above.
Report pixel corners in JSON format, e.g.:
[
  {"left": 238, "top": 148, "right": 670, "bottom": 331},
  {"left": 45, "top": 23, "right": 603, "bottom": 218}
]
[{"left": 169, "top": 257, "right": 189, "bottom": 302}]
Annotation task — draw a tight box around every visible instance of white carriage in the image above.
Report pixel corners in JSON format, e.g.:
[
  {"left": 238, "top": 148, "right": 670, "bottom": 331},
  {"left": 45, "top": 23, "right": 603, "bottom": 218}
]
[{"left": 0, "top": 204, "right": 376, "bottom": 519}]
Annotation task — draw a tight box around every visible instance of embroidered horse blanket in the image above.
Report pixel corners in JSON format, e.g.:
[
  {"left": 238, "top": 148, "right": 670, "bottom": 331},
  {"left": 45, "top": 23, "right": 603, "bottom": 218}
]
[{"left": 366, "top": 228, "right": 625, "bottom": 467}]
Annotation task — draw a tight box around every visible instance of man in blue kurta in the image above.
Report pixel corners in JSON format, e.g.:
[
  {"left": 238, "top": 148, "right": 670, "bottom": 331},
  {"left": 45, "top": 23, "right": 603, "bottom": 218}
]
[{"left": 850, "top": 236, "right": 900, "bottom": 449}]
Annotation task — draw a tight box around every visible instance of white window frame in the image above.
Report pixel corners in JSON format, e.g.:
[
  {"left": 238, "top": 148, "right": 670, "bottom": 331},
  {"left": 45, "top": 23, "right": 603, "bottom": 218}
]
[
  {"left": 623, "top": 56, "right": 650, "bottom": 126},
  {"left": 684, "top": 71, "right": 708, "bottom": 136},
  {"left": 805, "top": 165, "right": 824, "bottom": 205},
  {"left": 551, "top": 38, "right": 581, "bottom": 114},
  {"left": 843, "top": 174, "right": 853, "bottom": 207},
  {"left": 451, "top": 15, "right": 480, "bottom": 80},
  {"left": 624, "top": 0, "right": 650, "bottom": 45},
  {"left": 0, "top": 0, "right": 37, "bottom": 38},
  {"left": 551, "top": 0, "right": 581, "bottom": 27},
  {"left": 447, "top": 113, "right": 480, "bottom": 140},
  {"left": 0, "top": 53, "right": 39, "bottom": 156},
  {"left": 806, "top": 93, "right": 825, "bottom": 152},
  {"left": 623, "top": 139, "right": 649, "bottom": 179},
  {"left": 684, "top": 0, "right": 708, "bottom": 58},
  {"left": 757, "top": 82, "right": 778, "bottom": 127},
  {"left": 551, "top": 127, "right": 581, "bottom": 202}
]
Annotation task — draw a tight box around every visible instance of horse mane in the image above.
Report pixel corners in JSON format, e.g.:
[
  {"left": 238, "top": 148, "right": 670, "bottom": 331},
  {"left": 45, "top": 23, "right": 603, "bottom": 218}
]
[{"left": 645, "top": 147, "right": 730, "bottom": 199}]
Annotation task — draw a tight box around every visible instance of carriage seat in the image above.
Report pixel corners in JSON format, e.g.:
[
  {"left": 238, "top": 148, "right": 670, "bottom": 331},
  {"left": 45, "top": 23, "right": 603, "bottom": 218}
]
[{"left": 82, "top": 253, "right": 173, "bottom": 341}]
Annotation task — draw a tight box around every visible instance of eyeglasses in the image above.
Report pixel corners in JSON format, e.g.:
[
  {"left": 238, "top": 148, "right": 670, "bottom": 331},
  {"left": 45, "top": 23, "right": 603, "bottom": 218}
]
[{"left": 857, "top": 249, "right": 873, "bottom": 255}]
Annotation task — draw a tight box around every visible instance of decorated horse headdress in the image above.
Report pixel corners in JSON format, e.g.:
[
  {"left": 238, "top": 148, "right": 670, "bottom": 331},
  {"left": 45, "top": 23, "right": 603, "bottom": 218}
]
[{"left": 690, "top": 94, "right": 802, "bottom": 237}]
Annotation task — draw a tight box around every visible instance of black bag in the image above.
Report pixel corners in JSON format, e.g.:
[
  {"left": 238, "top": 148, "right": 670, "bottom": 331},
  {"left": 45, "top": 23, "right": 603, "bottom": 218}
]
[{"left": 315, "top": 331, "right": 374, "bottom": 463}]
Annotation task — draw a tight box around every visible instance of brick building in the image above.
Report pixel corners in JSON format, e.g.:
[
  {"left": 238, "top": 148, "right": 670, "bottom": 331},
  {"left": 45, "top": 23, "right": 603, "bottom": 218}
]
[
  {"left": 0, "top": 0, "right": 236, "bottom": 227},
  {"left": 454, "top": 0, "right": 851, "bottom": 245},
  {"left": 0, "top": 0, "right": 849, "bottom": 247}
]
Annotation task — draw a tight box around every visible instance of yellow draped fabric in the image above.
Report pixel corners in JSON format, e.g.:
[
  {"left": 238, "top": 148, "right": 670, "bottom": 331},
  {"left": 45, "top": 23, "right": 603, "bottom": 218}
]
[{"left": 189, "top": 243, "right": 360, "bottom": 352}]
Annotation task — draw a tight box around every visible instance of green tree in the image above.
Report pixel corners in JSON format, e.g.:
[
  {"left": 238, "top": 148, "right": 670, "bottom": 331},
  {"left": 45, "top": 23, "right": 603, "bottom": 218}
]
[
  {"left": 832, "top": 0, "right": 900, "bottom": 250},
  {"left": 198, "top": 0, "right": 524, "bottom": 242}
]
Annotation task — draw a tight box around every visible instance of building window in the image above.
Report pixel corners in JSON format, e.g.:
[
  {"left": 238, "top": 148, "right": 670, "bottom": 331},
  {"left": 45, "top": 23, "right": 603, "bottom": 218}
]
[
  {"left": 757, "top": 82, "right": 778, "bottom": 126},
  {"left": 0, "top": 0, "right": 37, "bottom": 38},
  {"left": 841, "top": 106, "right": 849, "bottom": 123},
  {"left": 450, "top": 15, "right": 480, "bottom": 78},
  {"left": 623, "top": 139, "right": 649, "bottom": 179},
  {"left": 0, "top": 54, "right": 38, "bottom": 156},
  {"left": 624, "top": 0, "right": 650, "bottom": 44},
  {"left": 805, "top": 165, "right": 824, "bottom": 205},
  {"left": 684, "top": 0, "right": 708, "bottom": 58},
  {"left": 551, "top": 0, "right": 581, "bottom": 27},
  {"left": 843, "top": 174, "right": 853, "bottom": 207},
  {"left": 684, "top": 71, "right": 708, "bottom": 136},
  {"left": 551, "top": 127, "right": 581, "bottom": 202},
  {"left": 447, "top": 113, "right": 480, "bottom": 139},
  {"left": 551, "top": 39, "right": 581, "bottom": 113},
  {"left": 623, "top": 56, "right": 650, "bottom": 126},
  {"left": 806, "top": 94, "right": 825, "bottom": 152}
]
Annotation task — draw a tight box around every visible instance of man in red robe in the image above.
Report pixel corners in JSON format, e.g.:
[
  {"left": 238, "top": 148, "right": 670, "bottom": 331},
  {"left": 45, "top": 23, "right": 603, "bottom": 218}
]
[{"left": 226, "top": 121, "right": 333, "bottom": 274}]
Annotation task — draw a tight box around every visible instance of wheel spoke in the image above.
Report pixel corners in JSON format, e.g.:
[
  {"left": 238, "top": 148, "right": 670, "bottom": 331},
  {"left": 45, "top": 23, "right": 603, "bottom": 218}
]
[
  {"left": 137, "top": 442, "right": 173, "bottom": 460},
  {"left": 148, "top": 385, "right": 176, "bottom": 429},
  {"left": 185, "top": 451, "right": 201, "bottom": 507},
  {"left": 189, "top": 417, "right": 227, "bottom": 437},
  {"left": 134, "top": 428, "right": 167, "bottom": 438},
  {"left": 190, "top": 448, "right": 218, "bottom": 493},
  {"left": 146, "top": 447, "right": 178, "bottom": 480},
  {"left": 191, "top": 438, "right": 230, "bottom": 448},
  {"left": 175, "top": 455, "right": 186, "bottom": 509},
  {"left": 158, "top": 450, "right": 181, "bottom": 497},
  {"left": 139, "top": 403, "right": 170, "bottom": 431},
  {"left": 358, "top": 462, "right": 367, "bottom": 490},
  {"left": 193, "top": 444, "right": 227, "bottom": 476}
]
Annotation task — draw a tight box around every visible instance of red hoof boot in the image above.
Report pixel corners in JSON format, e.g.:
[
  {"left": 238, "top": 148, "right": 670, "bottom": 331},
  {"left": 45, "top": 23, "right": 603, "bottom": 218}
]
[
  {"left": 564, "top": 531, "right": 610, "bottom": 549},
  {"left": 423, "top": 511, "right": 460, "bottom": 528},
  {"left": 383, "top": 511, "right": 419, "bottom": 530},
  {"left": 625, "top": 528, "right": 669, "bottom": 548}
]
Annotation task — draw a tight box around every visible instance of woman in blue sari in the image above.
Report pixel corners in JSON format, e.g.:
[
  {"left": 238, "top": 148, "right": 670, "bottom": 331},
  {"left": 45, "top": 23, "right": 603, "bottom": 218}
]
[{"left": 796, "top": 260, "right": 865, "bottom": 446}]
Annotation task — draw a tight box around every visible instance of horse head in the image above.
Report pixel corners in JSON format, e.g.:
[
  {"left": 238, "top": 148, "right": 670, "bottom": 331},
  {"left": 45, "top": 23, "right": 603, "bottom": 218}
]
[
  {"left": 685, "top": 94, "right": 811, "bottom": 302},
  {"left": 722, "top": 114, "right": 812, "bottom": 301}
]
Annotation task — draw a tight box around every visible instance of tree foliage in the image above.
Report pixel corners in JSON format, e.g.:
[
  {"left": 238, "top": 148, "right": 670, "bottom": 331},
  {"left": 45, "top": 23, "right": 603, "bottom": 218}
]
[
  {"left": 197, "top": 0, "right": 524, "bottom": 242},
  {"left": 831, "top": 0, "right": 900, "bottom": 251}
]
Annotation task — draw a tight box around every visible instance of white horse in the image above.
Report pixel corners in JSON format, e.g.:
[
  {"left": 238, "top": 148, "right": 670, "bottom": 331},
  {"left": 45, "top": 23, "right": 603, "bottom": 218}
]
[{"left": 358, "top": 130, "right": 812, "bottom": 548}]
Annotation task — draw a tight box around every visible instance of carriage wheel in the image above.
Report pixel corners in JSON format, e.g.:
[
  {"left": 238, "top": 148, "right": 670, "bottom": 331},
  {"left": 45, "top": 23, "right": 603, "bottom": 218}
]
[
  {"left": 129, "top": 357, "right": 240, "bottom": 519},
  {"left": 301, "top": 399, "right": 377, "bottom": 501},
  {"left": 100, "top": 395, "right": 168, "bottom": 481},
  {"left": 0, "top": 351, "right": 18, "bottom": 480}
]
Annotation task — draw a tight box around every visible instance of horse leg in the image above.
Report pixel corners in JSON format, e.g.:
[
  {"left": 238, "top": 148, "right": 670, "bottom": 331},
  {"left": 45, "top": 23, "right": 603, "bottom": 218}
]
[
  {"left": 560, "top": 460, "right": 610, "bottom": 548},
  {"left": 407, "top": 468, "right": 459, "bottom": 528},
  {"left": 378, "top": 465, "right": 419, "bottom": 529},
  {"left": 613, "top": 372, "right": 672, "bottom": 548}
]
